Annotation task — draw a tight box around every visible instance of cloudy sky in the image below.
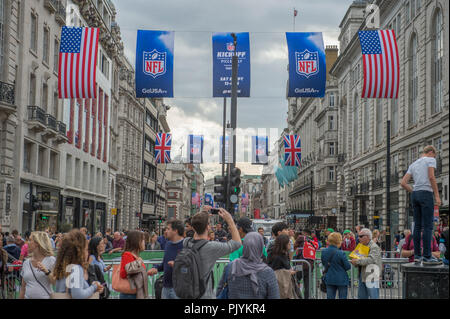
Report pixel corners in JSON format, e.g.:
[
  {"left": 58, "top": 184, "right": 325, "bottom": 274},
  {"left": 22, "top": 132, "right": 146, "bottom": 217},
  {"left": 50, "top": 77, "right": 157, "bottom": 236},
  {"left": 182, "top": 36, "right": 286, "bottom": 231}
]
[{"left": 112, "top": 0, "right": 354, "bottom": 179}]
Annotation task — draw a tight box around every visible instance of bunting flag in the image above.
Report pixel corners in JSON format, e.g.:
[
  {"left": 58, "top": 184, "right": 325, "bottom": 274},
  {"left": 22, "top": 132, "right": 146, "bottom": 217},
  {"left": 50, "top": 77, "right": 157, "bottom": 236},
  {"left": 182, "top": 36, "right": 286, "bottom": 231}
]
[
  {"left": 358, "top": 30, "right": 400, "bottom": 99},
  {"left": 252, "top": 136, "right": 269, "bottom": 165},
  {"left": 188, "top": 135, "right": 204, "bottom": 164},
  {"left": 155, "top": 133, "right": 172, "bottom": 164},
  {"left": 284, "top": 135, "right": 301, "bottom": 167},
  {"left": 58, "top": 27, "right": 99, "bottom": 99}
]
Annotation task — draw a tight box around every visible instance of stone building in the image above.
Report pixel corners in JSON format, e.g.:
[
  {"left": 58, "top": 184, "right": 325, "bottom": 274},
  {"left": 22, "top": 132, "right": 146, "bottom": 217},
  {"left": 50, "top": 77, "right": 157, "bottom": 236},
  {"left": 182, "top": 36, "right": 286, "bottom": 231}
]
[{"left": 330, "top": 0, "right": 449, "bottom": 234}]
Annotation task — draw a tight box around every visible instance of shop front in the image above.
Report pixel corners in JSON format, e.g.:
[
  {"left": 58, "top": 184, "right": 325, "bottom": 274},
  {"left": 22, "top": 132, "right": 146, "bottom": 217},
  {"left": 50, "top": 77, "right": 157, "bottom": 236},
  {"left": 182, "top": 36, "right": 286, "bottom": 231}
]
[{"left": 34, "top": 187, "right": 60, "bottom": 232}]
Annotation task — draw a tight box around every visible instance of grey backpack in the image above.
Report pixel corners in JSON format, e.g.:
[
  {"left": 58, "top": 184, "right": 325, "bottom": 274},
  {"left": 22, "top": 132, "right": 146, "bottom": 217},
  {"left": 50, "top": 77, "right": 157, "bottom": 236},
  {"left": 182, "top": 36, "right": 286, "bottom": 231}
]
[{"left": 173, "top": 238, "right": 210, "bottom": 299}]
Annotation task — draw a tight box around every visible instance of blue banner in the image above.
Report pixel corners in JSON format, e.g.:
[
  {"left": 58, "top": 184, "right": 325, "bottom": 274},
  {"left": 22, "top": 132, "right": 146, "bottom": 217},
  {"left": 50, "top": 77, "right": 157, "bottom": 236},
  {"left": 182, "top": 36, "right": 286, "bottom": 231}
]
[
  {"left": 136, "top": 30, "right": 174, "bottom": 98},
  {"left": 212, "top": 32, "right": 251, "bottom": 97},
  {"left": 188, "top": 135, "right": 204, "bottom": 164},
  {"left": 204, "top": 193, "right": 214, "bottom": 207},
  {"left": 286, "top": 32, "right": 326, "bottom": 98},
  {"left": 252, "top": 136, "right": 269, "bottom": 165},
  {"left": 219, "top": 136, "right": 232, "bottom": 164}
]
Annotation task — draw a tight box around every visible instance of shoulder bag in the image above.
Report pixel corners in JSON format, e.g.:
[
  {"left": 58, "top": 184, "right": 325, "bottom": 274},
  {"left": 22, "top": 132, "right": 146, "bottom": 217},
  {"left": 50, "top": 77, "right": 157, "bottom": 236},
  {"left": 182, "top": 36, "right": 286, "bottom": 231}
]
[{"left": 320, "top": 249, "right": 338, "bottom": 293}]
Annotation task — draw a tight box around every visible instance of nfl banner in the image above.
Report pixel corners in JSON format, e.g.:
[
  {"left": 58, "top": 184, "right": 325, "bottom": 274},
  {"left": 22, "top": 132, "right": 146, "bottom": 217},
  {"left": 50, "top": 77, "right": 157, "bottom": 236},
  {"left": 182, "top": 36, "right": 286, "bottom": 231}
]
[
  {"left": 286, "top": 32, "right": 326, "bottom": 98},
  {"left": 204, "top": 193, "right": 214, "bottom": 207},
  {"left": 252, "top": 136, "right": 269, "bottom": 165},
  {"left": 219, "top": 136, "right": 233, "bottom": 164},
  {"left": 188, "top": 135, "right": 204, "bottom": 164},
  {"left": 135, "top": 30, "right": 174, "bottom": 98},
  {"left": 212, "top": 32, "right": 251, "bottom": 97}
]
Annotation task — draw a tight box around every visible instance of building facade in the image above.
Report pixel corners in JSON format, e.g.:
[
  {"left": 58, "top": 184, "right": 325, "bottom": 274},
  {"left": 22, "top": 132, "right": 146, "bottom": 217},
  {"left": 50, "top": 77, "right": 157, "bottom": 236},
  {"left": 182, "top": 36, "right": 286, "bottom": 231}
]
[{"left": 330, "top": 0, "right": 449, "bottom": 234}]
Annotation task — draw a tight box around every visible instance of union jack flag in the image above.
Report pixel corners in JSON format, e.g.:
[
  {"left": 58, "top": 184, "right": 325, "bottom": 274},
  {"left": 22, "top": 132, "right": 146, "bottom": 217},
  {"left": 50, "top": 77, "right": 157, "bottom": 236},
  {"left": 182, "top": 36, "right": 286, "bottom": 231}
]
[
  {"left": 155, "top": 133, "right": 172, "bottom": 164},
  {"left": 284, "top": 135, "right": 301, "bottom": 167}
]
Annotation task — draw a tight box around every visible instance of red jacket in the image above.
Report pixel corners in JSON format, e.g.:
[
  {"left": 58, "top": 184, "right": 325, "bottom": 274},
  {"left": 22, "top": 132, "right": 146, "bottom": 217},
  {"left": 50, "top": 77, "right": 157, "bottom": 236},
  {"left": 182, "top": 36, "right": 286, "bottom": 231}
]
[
  {"left": 120, "top": 252, "right": 145, "bottom": 279},
  {"left": 341, "top": 237, "right": 356, "bottom": 251}
]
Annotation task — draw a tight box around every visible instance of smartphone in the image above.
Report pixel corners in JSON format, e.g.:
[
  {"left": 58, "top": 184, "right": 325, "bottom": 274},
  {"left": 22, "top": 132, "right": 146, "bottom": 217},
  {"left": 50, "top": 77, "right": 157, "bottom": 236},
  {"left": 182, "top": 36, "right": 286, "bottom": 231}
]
[{"left": 210, "top": 208, "right": 220, "bottom": 215}]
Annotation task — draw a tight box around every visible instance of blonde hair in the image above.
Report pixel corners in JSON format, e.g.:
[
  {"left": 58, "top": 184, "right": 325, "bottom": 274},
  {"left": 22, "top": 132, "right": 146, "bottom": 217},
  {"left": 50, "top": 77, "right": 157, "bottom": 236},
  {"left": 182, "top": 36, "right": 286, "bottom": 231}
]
[
  {"left": 30, "top": 231, "right": 54, "bottom": 257},
  {"left": 423, "top": 145, "right": 437, "bottom": 155},
  {"left": 328, "top": 232, "right": 343, "bottom": 247},
  {"left": 373, "top": 229, "right": 380, "bottom": 238}
]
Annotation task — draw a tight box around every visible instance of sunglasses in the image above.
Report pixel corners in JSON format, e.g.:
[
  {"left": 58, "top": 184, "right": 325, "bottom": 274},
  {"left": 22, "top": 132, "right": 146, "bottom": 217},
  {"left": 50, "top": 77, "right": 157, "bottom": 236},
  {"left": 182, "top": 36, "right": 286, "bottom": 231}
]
[{"left": 358, "top": 235, "right": 367, "bottom": 238}]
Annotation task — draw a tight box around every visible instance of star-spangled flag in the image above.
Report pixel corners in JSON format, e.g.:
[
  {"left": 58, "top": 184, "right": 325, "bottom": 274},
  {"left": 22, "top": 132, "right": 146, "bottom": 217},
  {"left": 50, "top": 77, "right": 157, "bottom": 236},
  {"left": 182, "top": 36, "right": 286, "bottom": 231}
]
[
  {"left": 188, "top": 135, "right": 204, "bottom": 164},
  {"left": 252, "top": 136, "right": 269, "bottom": 165},
  {"left": 59, "top": 27, "right": 99, "bottom": 99},
  {"left": 155, "top": 133, "right": 172, "bottom": 164},
  {"left": 358, "top": 30, "right": 400, "bottom": 99},
  {"left": 284, "top": 135, "right": 301, "bottom": 167}
]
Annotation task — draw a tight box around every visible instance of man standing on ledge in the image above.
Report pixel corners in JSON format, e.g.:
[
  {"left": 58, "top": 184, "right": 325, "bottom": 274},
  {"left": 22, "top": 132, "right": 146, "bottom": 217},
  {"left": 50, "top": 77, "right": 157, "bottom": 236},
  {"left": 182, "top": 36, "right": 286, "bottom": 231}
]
[{"left": 401, "top": 145, "right": 442, "bottom": 265}]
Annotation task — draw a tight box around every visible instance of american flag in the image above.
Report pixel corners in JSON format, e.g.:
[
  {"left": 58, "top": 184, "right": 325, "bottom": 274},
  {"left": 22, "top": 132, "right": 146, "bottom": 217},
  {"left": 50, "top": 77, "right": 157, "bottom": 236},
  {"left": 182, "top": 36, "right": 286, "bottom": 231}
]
[
  {"left": 358, "top": 30, "right": 399, "bottom": 99},
  {"left": 155, "top": 133, "right": 172, "bottom": 164},
  {"left": 59, "top": 27, "right": 99, "bottom": 99},
  {"left": 284, "top": 135, "right": 301, "bottom": 167},
  {"left": 294, "top": 9, "right": 298, "bottom": 17}
]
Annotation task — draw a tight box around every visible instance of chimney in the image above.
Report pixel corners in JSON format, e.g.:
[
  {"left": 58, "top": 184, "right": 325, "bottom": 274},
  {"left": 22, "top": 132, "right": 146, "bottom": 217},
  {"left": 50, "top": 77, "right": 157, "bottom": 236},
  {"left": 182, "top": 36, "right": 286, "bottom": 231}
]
[{"left": 325, "top": 45, "right": 339, "bottom": 81}]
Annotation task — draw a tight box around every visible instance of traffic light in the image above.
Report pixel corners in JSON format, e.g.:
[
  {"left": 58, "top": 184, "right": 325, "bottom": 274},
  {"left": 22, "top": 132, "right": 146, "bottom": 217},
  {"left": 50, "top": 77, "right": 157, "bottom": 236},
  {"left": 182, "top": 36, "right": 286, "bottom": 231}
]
[
  {"left": 213, "top": 176, "right": 228, "bottom": 204},
  {"left": 31, "top": 195, "right": 41, "bottom": 212},
  {"left": 229, "top": 167, "right": 241, "bottom": 204}
]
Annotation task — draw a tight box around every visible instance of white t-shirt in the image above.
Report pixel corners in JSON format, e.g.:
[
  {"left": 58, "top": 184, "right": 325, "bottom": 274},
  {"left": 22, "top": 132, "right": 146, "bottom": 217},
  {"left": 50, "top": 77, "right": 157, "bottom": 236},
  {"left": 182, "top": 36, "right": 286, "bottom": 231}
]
[
  {"left": 21, "top": 256, "right": 56, "bottom": 299},
  {"left": 406, "top": 156, "right": 436, "bottom": 192}
]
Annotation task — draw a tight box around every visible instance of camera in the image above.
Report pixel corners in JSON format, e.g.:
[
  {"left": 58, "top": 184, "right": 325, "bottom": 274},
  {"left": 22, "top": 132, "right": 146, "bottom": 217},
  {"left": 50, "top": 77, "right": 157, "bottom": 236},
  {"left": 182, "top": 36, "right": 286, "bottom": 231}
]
[{"left": 210, "top": 208, "right": 220, "bottom": 215}]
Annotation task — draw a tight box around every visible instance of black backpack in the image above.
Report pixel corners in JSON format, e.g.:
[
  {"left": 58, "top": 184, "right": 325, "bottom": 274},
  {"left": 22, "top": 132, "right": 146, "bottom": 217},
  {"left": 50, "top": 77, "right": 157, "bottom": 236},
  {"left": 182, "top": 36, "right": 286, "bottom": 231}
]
[{"left": 173, "top": 238, "right": 210, "bottom": 299}]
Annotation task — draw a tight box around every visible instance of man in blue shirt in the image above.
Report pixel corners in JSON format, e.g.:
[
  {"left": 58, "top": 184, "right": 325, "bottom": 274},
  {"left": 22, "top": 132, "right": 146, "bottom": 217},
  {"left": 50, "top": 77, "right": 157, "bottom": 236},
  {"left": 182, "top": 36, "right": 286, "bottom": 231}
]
[
  {"left": 157, "top": 227, "right": 168, "bottom": 250},
  {"left": 148, "top": 220, "right": 185, "bottom": 299}
]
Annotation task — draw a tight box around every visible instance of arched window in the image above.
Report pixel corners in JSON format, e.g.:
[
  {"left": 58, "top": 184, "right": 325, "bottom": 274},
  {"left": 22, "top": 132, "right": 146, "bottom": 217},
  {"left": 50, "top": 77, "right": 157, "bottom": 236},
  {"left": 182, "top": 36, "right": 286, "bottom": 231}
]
[
  {"left": 432, "top": 9, "right": 443, "bottom": 114},
  {"left": 409, "top": 34, "right": 418, "bottom": 125},
  {"left": 353, "top": 95, "right": 359, "bottom": 156}
]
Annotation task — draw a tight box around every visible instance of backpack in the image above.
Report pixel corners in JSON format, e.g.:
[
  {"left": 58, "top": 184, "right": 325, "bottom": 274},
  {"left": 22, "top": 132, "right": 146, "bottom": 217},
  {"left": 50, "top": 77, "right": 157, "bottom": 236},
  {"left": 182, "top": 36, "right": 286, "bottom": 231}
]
[
  {"left": 173, "top": 238, "right": 210, "bottom": 299},
  {"left": 274, "top": 269, "right": 300, "bottom": 299},
  {"left": 302, "top": 237, "right": 318, "bottom": 260}
]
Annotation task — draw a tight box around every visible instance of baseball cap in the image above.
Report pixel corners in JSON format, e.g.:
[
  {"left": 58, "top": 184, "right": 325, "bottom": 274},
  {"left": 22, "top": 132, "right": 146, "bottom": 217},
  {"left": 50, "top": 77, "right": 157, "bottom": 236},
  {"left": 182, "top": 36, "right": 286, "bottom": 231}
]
[
  {"left": 236, "top": 217, "right": 253, "bottom": 233},
  {"left": 343, "top": 230, "right": 351, "bottom": 235}
]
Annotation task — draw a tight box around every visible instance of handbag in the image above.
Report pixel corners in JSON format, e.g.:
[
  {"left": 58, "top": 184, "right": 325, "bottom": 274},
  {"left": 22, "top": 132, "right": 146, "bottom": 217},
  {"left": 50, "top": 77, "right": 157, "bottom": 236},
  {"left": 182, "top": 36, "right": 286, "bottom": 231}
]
[
  {"left": 28, "top": 260, "right": 53, "bottom": 298},
  {"left": 154, "top": 275, "right": 164, "bottom": 299},
  {"left": 320, "top": 249, "right": 338, "bottom": 293},
  {"left": 111, "top": 264, "right": 137, "bottom": 294}
]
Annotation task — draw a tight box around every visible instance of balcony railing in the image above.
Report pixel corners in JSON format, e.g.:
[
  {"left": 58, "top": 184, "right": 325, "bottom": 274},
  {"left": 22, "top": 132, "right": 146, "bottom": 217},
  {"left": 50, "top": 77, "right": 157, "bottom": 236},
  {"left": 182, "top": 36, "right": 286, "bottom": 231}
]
[
  {"left": 359, "top": 182, "right": 370, "bottom": 194},
  {"left": 372, "top": 178, "right": 383, "bottom": 190},
  {"left": 57, "top": 121, "right": 66, "bottom": 136},
  {"left": 28, "top": 106, "right": 46, "bottom": 124},
  {"left": 0, "top": 81, "right": 15, "bottom": 106},
  {"left": 390, "top": 172, "right": 399, "bottom": 186},
  {"left": 46, "top": 114, "right": 57, "bottom": 131}
]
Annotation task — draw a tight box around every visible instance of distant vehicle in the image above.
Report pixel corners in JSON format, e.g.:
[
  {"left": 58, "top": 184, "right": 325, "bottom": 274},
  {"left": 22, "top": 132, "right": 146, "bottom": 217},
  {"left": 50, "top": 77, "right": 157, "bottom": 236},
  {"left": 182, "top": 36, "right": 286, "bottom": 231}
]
[{"left": 251, "top": 219, "right": 284, "bottom": 243}]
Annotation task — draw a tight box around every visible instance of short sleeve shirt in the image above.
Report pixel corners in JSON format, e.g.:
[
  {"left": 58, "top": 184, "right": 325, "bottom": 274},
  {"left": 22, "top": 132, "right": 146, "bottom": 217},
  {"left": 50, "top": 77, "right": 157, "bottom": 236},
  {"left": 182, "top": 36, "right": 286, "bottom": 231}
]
[{"left": 406, "top": 157, "right": 437, "bottom": 192}]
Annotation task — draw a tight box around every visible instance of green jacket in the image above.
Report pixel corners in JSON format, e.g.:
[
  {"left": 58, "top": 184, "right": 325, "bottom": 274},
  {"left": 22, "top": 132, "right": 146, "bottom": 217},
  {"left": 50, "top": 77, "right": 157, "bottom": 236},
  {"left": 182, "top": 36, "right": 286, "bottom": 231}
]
[{"left": 229, "top": 237, "right": 268, "bottom": 261}]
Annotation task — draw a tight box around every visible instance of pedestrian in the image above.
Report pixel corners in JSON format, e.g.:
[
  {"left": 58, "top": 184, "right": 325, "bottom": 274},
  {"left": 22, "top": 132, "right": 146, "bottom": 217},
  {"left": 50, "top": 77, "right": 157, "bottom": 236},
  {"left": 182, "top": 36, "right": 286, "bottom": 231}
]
[
  {"left": 341, "top": 230, "right": 356, "bottom": 251},
  {"left": 147, "top": 232, "right": 162, "bottom": 250},
  {"left": 173, "top": 206, "right": 241, "bottom": 299},
  {"left": 439, "top": 227, "right": 449, "bottom": 265},
  {"left": 230, "top": 217, "right": 267, "bottom": 262},
  {"left": 372, "top": 230, "right": 381, "bottom": 246},
  {"left": 401, "top": 145, "right": 442, "bottom": 265},
  {"left": 158, "top": 227, "right": 168, "bottom": 250},
  {"left": 88, "top": 236, "right": 112, "bottom": 275},
  {"left": 258, "top": 227, "right": 268, "bottom": 246},
  {"left": 401, "top": 231, "right": 441, "bottom": 263},
  {"left": 217, "top": 232, "right": 280, "bottom": 299},
  {"left": 108, "top": 231, "right": 125, "bottom": 254},
  {"left": 321, "top": 232, "right": 351, "bottom": 299},
  {"left": 434, "top": 230, "right": 441, "bottom": 244},
  {"left": 52, "top": 229, "right": 103, "bottom": 299},
  {"left": 105, "top": 228, "right": 114, "bottom": 244},
  {"left": 355, "top": 225, "right": 364, "bottom": 245},
  {"left": 185, "top": 218, "right": 194, "bottom": 238},
  {"left": 397, "top": 229, "right": 411, "bottom": 256},
  {"left": 19, "top": 231, "right": 31, "bottom": 262},
  {"left": 148, "top": 220, "right": 185, "bottom": 299},
  {"left": 267, "top": 234, "right": 292, "bottom": 271},
  {"left": 118, "top": 230, "right": 148, "bottom": 299},
  {"left": 3, "top": 235, "right": 21, "bottom": 260},
  {"left": 11, "top": 230, "right": 25, "bottom": 249},
  {"left": 214, "top": 223, "right": 228, "bottom": 243},
  {"left": 18, "top": 232, "right": 56, "bottom": 299},
  {"left": 350, "top": 228, "right": 382, "bottom": 299},
  {"left": 267, "top": 222, "right": 290, "bottom": 260},
  {"left": 293, "top": 230, "right": 317, "bottom": 299}
]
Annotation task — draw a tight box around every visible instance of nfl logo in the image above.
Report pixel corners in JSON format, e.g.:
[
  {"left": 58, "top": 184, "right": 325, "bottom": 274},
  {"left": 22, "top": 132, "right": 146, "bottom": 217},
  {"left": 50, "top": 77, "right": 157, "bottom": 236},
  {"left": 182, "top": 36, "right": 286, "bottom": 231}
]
[
  {"left": 143, "top": 49, "right": 166, "bottom": 78},
  {"left": 295, "top": 50, "right": 319, "bottom": 78},
  {"left": 226, "top": 42, "right": 235, "bottom": 51}
]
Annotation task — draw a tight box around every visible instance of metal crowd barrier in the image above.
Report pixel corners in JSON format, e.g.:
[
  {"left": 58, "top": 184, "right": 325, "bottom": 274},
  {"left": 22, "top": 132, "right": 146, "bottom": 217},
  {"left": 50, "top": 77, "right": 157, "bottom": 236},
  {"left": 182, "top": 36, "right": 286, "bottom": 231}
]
[{"left": 1, "top": 256, "right": 410, "bottom": 299}]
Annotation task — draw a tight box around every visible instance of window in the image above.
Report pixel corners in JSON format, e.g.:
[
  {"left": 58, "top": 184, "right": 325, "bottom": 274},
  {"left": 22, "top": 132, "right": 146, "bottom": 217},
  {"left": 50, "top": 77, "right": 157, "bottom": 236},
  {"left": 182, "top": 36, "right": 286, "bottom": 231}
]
[
  {"left": 375, "top": 161, "right": 384, "bottom": 179},
  {"left": 353, "top": 95, "right": 359, "bottom": 156},
  {"left": 144, "top": 161, "right": 157, "bottom": 180},
  {"left": 328, "top": 115, "right": 335, "bottom": 130},
  {"left": 0, "top": 0, "right": 5, "bottom": 71},
  {"left": 376, "top": 100, "right": 383, "bottom": 144},
  {"left": 146, "top": 110, "right": 158, "bottom": 132},
  {"left": 405, "top": 1, "right": 410, "bottom": 23},
  {"left": 43, "top": 27, "right": 49, "bottom": 64},
  {"left": 363, "top": 100, "right": 370, "bottom": 150},
  {"left": 391, "top": 99, "right": 398, "bottom": 136},
  {"left": 391, "top": 154, "right": 399, "bottom": 174},
  {"left": 30, "top": 13, "right": 37, "bottom": 53},
  {"left": 396, "top": 14, "right": 401, "bottom": 37},
  {"left": 328, "top": 167, "right": 335, "bottom": 182},
  {"left": 409, "top": 34, "right": 418, "bottom": 125},
  {"left": 432, "top": 10, "right": 443, "bottom": 114},
  {"left": 329, "top": 142, "right": 335, "bottom": 156},
  {"left": 143, "top": 188, "right": 155, "bottom": 204},
  {"left": 145, "top": 135, "right": 155, "bottom": 154},
  {"left": 53, "top": 91, "right": 59, "bottom": 119},
  {"left": 29, "top": 73, "right": 36, "bottom": 105},
  {"left": 100, "top": 52, "right": 109, "bottom": 79},
  {"left": 54, "top": 39, "right": 59, "bottom": 72},
  {"left": 329, "top": 93, "right": 335, "bottom": 107},
  {"left": 41, "top": 83, "right": 48, "bottom": 111}
]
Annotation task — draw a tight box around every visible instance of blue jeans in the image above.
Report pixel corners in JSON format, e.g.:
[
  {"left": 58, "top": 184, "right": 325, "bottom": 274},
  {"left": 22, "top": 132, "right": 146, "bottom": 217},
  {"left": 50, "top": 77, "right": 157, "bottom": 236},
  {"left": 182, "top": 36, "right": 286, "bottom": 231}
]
[
  {"left": 358, "top": 275, "right": 379, "bottom": 299},
  {"left": 162, "top": 287, "right": 179, "bottom": 299},
  {"left": 411, "top": 191, "right": 434, "bottom": 259},
  {"left": 326, "top": 285, "right": 348, "bottom": 299},
  {"left": 119, "top": 293, "right": 136, "bottom": 299}
]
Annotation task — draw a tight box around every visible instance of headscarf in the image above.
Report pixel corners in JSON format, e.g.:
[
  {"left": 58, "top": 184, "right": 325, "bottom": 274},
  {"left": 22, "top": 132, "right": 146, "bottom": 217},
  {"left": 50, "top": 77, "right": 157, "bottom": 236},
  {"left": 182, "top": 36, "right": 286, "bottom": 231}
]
[{"left": 230, "top": 232, "right": 271, "bottom": 295}]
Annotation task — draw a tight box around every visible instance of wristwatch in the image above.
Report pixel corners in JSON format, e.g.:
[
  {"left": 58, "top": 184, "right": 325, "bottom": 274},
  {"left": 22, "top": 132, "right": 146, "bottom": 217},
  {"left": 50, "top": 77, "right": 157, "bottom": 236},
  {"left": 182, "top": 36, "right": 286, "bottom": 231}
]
[{"left": 45, "top": 270, "right": 51, "bottom": 276}]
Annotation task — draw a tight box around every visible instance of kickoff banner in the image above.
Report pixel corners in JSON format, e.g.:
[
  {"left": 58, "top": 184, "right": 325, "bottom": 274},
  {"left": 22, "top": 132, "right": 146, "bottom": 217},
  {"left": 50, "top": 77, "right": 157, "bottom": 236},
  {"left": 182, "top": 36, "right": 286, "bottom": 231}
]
[
  {"left": 136, "top": 30, "right": 174, "bottom": 98},
  {"left": 286, "top": 32, "right": 326, "bottom": 98},
  {"left": 252, "top": 136, "right": 269, "bottom": 165},
  {"left": 188, "top": 135, "right": 204, "bottom": 164},
  {"left": 212, "top": 32, "right": 251, "bottom": 97}
]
